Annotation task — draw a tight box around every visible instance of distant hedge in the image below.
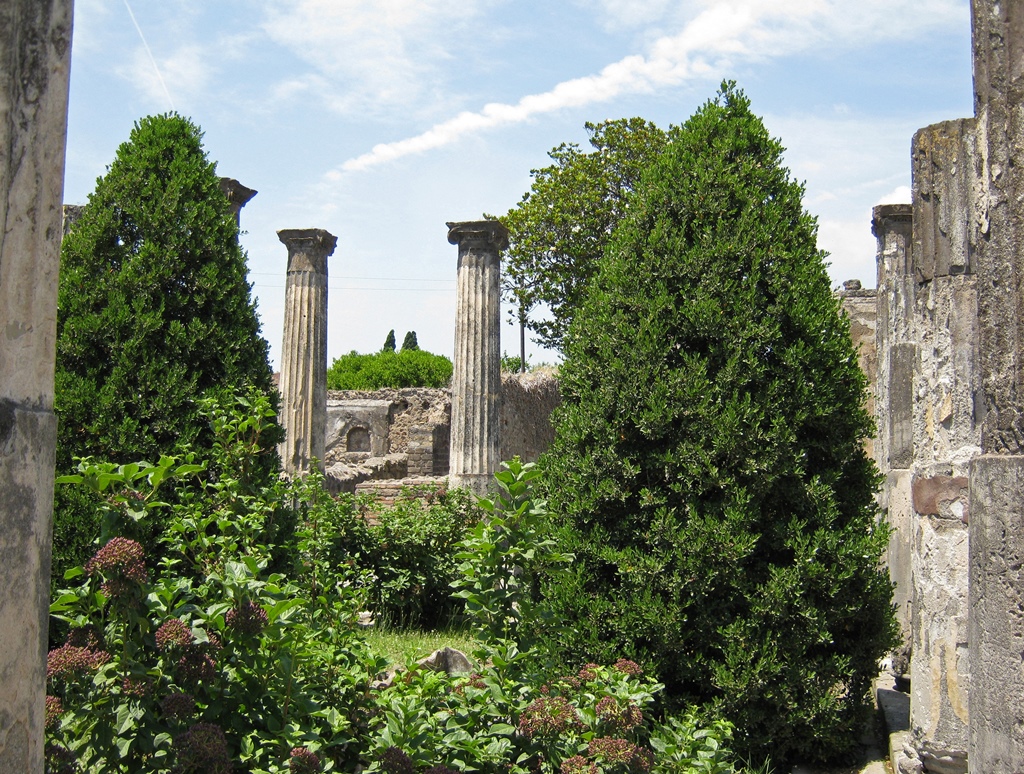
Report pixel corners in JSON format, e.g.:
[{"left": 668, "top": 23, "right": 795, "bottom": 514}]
[{"left": 326, "top": 349, "right": 453, "bottom": 390}]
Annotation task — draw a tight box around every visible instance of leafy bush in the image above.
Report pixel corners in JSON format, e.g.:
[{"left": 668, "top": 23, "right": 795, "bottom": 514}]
[
  {"left": 54, "top": 113, "right": 277, "bottom": 592},
  {"left": 327, "top": 349, "right": 453, "bottom": 390},
  {"left": 361, "top": 460, "right": 740, "bottom": 774},
  {"left": 362, "top": 487, "right": 481, "bottom": 629},
  {"left": 539, "top": 83, "right": 897, "bottom": 764},
  {"left": 48, "top": 393, "right": 381, "bottom": 773}
]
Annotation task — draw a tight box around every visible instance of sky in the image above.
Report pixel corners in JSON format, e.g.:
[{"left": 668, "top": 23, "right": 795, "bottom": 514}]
[{"left": 63, "top": 0, "right": 976, "bottom": 370}]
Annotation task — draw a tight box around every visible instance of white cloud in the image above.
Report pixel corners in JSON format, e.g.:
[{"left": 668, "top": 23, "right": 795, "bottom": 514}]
[
  {"left": 338, "top": 0, "right": 966, "bottom": 173},
  {"left": 261, "top": 0, "right": 488, "bottom": 113},
  {"left": 877, "top": 185, "right": 912, "bottom": 205}
]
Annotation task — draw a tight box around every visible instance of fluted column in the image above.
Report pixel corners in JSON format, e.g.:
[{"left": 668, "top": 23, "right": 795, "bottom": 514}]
[
  {"left": 218, "top": 178, "right": 257, "bottom": 227},
  {"left": 277, "top": 229, "right": 336, "bottom": 476},
  {"left": 0, "top": 2, "right": 73, "bottom": 771},
  {"left": 447, "top": 220, "right": 507, "bottom": 495},
  {"left": 968, "top": 1, "right": 1024, "bottom": 767}
]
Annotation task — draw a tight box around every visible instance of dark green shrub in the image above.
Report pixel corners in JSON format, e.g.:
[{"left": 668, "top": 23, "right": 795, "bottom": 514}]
[
  {"left": 326, "top": 349, "right": 453, "bottom": 390},
  {"left": 362, "top": 487, "right": 480, "bottom": 629},
  {"left": 54, "top": 113, "right": 277, "bottom": 590},
  {"left": 539, "top": 83, "right": 897, "bottom": 765}
]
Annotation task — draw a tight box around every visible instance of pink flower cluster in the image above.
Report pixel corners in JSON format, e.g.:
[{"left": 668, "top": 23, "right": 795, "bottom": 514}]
[
  {"left": 226, "top": 600, "right": 268, "bottom": 637},
  {"left": 517, "top": 695, "right": 584, "bottom": 739},
  {"left": 587, "top": 737, "right": 653, "bottom": 771},
  {"left": 612, "top": 659, "right": 643, "bottom": 677},
  {"left": 46, "top": 643, "right": 110, "bottom": 682},
  {"left": 595, "top": 696, "right": 644, "bottom": 731},
  {"left": 173, "top": 722, "right": 232, "bottom": 773},
  {"left": 378, "top": 746, "right": 415, "bottom": 774},
  {"left": 288, "top": 746, "right": 321, "bottom": 774},
  {"left": 85, "top": 537, "right": 147, "bottom": 597},
  {"left": 44, "top": 695, "right": 63, "bottom": 731},
  {"left": 161, "top": 691, "right": 197, "bottom": 719},
  {"left": 156, "top": 618, "right": 193, "bottom": 651},
  {"left": 155, "top": 619, "right": 220, "bottom": 687},
  {"left": 560, "top": 755, "right": 599, "bottom": 774}
]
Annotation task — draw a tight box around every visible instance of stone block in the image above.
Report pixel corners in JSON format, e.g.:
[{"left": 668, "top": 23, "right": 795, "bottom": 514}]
[
  {"left": 911, "top": 475, "right": 969, "bottom": 523},
  {"left": 968, "top": 454, "right": 1024, "bottom": 771},
  {"left": 890, "top": 343, "right": 916, "bottom": 469}
]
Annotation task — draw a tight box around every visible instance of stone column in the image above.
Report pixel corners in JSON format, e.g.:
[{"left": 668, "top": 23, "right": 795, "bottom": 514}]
[
  {"left": 968, "top": 1, "right": 1024, "bottom": 768},
  {"left": 872, "top": 203, "right": 915, "bottom": 681},
  {"left": 277, "top": 229, "right": 336, "bottom": 476},
  {"left": 901, "top": 119, "right": 979, "bottom": 774},
  {"left": 447, "top": 220, "right": 507, "bottom": 495},
  {"left": 0, "top": 2, "right": 73, "bottom": 771},
  {"left": 218, "top": 177, "right": 257, "bottom": 227}
]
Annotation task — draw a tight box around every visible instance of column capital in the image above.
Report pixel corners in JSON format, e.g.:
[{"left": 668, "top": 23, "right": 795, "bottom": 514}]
[
  {"left": 446, "top": 220, "right": 509, "bottom": 252},
  {"left": 219, "top": 177, "right": 257, "bottom": 211},
  {"left": 277, "top": 228, "right": 337, "bottom": 274},
  {"left": 871, "top": 203, "right": 912, "bottom": 238}
]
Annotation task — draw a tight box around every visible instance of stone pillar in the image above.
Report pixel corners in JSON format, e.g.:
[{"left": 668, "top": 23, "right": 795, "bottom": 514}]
[
  {"left": 968, "top": 1, "right": 1024, "bottom": 768},
  {"left": 447, "top": 220, "right": 507, "bottom": 495},
  {"left": 61, "top": 204, "right": 82, "bottom": 237},
  {"left": 277, "top": 229, "right": 336, "bottom": 476},
  {"left": 218, "top": 177, "right": 257, "bottom": 227},
  {"left": 872, "top": 203, "right": 915, "bottom": 680},
  {"left": 901, "top": 119, "right": 979, "bottom": 774},
  {"left": 0, "top": 2, "right": 73, "bottom": 771}
]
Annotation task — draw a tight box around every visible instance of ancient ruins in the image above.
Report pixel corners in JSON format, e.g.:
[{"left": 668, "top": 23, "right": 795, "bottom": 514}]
[{"left": 5, "top": 0, "right": 1024, "bottom": 770}]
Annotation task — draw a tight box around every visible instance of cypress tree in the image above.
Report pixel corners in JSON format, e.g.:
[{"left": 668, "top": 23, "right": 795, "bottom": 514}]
[
  {"left": 383, "top": 329, "right": 397, "bottom": 352},
  {"left": 401, "top": 331, "right": 419, "bottom": 351},
  {"left": 54, "top": 114, "right": 275, "bottom": 585},
  {"left": 540, "top": 84, "right": 896, "bottom": 764}
]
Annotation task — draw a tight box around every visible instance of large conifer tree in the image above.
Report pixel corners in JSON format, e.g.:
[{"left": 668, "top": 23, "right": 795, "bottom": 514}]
[
  {"left": 540, "top": 84, "right": 896, "bottom": 764},
  {"left": 53, "top": 114, "right": 274, "bottom": 583}
]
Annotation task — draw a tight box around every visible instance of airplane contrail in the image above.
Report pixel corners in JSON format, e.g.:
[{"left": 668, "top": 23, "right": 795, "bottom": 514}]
[{"left": 123, "top": 0, "right": 175, "bottom": 111}]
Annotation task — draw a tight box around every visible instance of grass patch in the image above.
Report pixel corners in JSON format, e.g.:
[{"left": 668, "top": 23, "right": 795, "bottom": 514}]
[{"left": 363, "top": 624, "right": 480, "bottom": 669}]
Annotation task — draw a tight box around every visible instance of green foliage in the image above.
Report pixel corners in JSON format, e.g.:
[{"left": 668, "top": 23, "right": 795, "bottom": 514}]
[
  {"left": 48, "top": 392, "right": 382, "bottom": 773},
  {"left": 383, "top": 330, "right": 397, "bottom": 352},
  {"left": 400, "top": 331, "right": 419, "bottom": 351},
  {"left": 451, "top": 459, "right": 573, "bottom": 647},
  {"left": 47, "top": 400, "right": 741, "bottom": 773},
  {"left": 500, "top": 118, "right": 668, "bottom": 351},
  {"left": 326, "top": 349, "right": 453, "bottom": 390},
  {"left": 53, "top": 113, "right": 277, "bottom": 591},
  {"left": 501, "top": 352, "right": 527, "bottom": 373},
  {"left": 362, "top": 487, "right": 481, "bottom": 629},
  {"left": 363, "top": 459, "right": 736, "bottom": 773},
  {"left": 539, "top": 84, "right": 897, "bottom": 765}
]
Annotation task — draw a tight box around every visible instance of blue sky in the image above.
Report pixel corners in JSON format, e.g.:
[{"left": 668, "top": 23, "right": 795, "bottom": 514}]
[{"left": 64, "top": 0, "right": 975, "bottom": 370}]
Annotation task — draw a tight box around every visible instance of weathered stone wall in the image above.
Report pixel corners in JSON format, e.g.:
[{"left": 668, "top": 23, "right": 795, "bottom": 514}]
[
  {"left": 873, "top": 203, "right": 916, "bottom": 680},
  {"left": 0, "top": 2, "right": 73, "bottom": 770},
  {"left": 838, "top": 281, "right": 878, "bottom": 460},
  {"left": 966, "top": 1, "right": 1024, "bottom": 767},
  {"left": 325, "top": 387, "right": 451, "bottom": 464},
  {"left": 499, "top": 369, "right": 561, "bottom": 464}
]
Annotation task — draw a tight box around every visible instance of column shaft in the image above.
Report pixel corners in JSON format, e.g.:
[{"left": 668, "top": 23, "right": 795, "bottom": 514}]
[
  {"left": 277, "top": 229, "right": 336, "bottom": 476},
  {"left": 448, "top": 221, "right": 507, "bottom": 495},
  {"left": 0, "top": 2, "right": 73, "bottom": 771}
]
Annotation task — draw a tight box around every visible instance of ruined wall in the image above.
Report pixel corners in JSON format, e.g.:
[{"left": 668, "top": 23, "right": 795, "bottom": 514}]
[{"left": 499, "top": 369, "right": 561, "bottom": 464}]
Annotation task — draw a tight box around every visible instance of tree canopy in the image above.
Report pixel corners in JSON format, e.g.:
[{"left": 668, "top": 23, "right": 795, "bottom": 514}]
[
  {"left": 54, "top": 113, "right": 276, "bottom": 587},
  {"left": 538, "top": 84, "right": 896, "bottom": 764},
  {"left": 500, "top": 118, "right": 668, "bottom": 352}
]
